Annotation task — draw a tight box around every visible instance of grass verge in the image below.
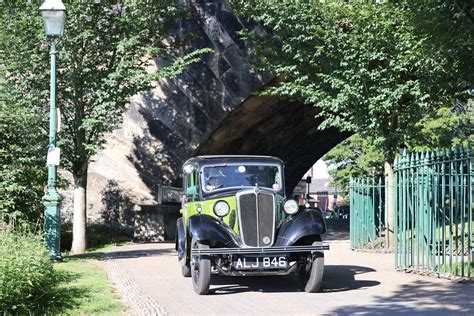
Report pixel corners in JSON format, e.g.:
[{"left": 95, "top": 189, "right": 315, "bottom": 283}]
[
  {"left": 436, "top": 261, "right": 474, "bottom": 277},
  {"left": 53, "top": 249, "right": 125, "bottom": 315}
]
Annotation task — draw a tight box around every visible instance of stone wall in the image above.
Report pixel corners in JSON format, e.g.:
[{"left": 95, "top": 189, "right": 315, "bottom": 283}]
[
  {"left": 134, "top": 205, "right": 181, "bottom": 242},
  {"left": 82, "top": 0, "right": 268, "bottom": 226}
]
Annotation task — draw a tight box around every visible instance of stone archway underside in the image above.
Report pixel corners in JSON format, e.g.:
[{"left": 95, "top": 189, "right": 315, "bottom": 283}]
[{"left": 194, "top": 94, "right": 350, "bottom": 195}]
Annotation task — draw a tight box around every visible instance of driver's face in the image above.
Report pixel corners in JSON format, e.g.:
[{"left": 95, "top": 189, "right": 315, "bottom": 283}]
[{"left": 209, "top": 177, "right": 221, "bottom": 186}]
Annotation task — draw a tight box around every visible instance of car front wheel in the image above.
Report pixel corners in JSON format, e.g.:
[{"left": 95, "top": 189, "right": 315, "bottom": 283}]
[
  {"left": 181, "top": 262, "right": 191, "bottom": 277},
  {"left": 191, "top": 239, "right": 211, "bottom": 295},
  {"left": 299, "top": 241, "right": 324, "bottom": 293}
]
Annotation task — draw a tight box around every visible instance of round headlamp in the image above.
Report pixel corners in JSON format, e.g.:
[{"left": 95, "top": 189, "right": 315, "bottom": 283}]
[
  {"left": 213, "top": 200, "right": 230, "bottom": 217},
  {"left": 283, "top": 199, "right": 299, "bottom": 215}
]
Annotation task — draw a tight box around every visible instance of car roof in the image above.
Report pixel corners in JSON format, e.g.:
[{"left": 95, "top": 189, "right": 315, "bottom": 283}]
[{"left": 183, "top": 155, "right": 284, "bottom": 170}]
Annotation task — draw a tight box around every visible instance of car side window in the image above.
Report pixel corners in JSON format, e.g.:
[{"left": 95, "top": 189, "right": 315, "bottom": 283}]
[{"left": 186, "top": 171, "right": 198, "bottom": 197}]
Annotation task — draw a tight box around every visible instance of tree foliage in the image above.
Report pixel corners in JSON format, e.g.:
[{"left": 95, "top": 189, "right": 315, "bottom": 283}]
[
  {"left": 1, "top": 1, "right": 209, "bottom": 250},
  {"left": 323, "top": 134, "right": 384, "bottom": 195},
  {"left": 409, "top": 103, "right": 474, "bottom": 151},
  {"left": 0, "top": 66, "right": 46, "bottom": 227},
  {"left": 233, "top": 0, "right": 474, "bottom": 163},
  {"left": 325, "top": 104, "right": 473, "bottom": 193},
  {"left": 1, "top": 1, "right": 207, "bottom": 177}
]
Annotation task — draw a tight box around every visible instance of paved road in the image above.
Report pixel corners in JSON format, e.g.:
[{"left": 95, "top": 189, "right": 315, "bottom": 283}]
[{"left": 103, "top": 220, "right": 474, "bottom": 315}]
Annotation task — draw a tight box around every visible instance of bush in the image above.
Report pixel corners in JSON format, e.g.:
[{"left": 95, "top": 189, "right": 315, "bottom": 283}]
[{"left": 0, "top": 230, "right": 60, "bottom": 314}]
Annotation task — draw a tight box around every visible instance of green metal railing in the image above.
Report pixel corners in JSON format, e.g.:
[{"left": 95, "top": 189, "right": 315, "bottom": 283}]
[
  {"left": 394, "top": 146, "right": 473, "bottom": 278},
  {"left": 350, "top": 178, "right": 386, "bottom": 249}
]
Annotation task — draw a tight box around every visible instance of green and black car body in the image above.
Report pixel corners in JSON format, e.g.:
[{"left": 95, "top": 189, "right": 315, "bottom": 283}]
[{"left": 176, "top": 155, "right": 329, "bottom": 294}]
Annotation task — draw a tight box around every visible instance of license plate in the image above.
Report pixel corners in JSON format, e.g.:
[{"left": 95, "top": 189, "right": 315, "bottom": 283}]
[{"left": 233, "top": 256, "right": 288, "bottom": 270}]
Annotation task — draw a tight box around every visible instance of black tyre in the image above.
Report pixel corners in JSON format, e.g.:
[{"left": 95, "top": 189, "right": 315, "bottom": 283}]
[
  {"left": 299, "top": 241, "right": 324, "bottom": 293},
  {"left": 181, "top": 262, "right": 191, "bottom": 277},
  {"left": 191, "top": 239, "right": 211, "bottom": 295}
]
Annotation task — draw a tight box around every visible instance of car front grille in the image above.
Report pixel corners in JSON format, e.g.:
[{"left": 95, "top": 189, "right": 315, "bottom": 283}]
[{"left": 237, "top": 189, "right": 275, "bottom": 247}]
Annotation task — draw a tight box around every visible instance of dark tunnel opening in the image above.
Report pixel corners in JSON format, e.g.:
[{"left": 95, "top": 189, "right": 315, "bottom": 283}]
[{"left": 192, "top": 93, "right": 351, "bottom": 196}]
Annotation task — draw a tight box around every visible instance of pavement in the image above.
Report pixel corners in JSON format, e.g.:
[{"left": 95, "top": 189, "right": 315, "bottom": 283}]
[{"left": 101, "top": 219, "right": 474, "bottom": 315}]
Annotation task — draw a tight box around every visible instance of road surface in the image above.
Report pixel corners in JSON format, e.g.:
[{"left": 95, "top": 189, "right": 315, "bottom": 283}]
[{"left": 102, "top": 220, "right": 474, "bottom": 315}]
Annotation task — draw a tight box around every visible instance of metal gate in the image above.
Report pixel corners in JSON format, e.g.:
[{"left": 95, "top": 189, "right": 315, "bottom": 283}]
[
  {"left": 349, "top": 178, "right": 386, "bottom": 249},
  {"left": 350, "top": 145, "right": 473, "bottom": 278},
  {"left": 394, "top": 147, "right": 473, "bottom": 278}
]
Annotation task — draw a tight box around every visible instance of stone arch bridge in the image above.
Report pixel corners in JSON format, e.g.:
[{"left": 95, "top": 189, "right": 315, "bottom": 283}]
[{"left": 80, "top": 1, "right": 348, "bottom": 240}]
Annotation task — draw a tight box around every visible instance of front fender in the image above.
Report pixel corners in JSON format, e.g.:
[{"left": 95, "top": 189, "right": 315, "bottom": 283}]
[
  {"left": 176, "top": 217, "right": 186, "bottom": 261},
  {"left": 188, "top": 214, "right": 240, "bottom": 248},
  {"left": 275, "top": 209, "right": 326, "bottom": 247}
]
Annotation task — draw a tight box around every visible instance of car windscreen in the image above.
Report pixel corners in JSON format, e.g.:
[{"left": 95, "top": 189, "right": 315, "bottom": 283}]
[{"left": 202, "top": 164, "right": 282, "bottom": 193}]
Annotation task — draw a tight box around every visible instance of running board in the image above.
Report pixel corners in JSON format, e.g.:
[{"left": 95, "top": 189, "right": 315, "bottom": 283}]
[{"left": 191, "top": 244, "right": 329, "bottom": 255}]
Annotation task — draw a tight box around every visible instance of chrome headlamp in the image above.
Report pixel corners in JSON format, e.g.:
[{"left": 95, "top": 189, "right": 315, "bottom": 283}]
[
  {"left": 283, "top": 199, "right": 299, "bottom": 215},
  {"left": 213, "top": 200, "right": 230, "bottom": 217}
]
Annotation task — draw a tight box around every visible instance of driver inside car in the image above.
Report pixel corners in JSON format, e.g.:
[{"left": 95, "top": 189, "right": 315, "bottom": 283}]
[{"left": 206, "top": 176, "right": 224, "bottom": 191}]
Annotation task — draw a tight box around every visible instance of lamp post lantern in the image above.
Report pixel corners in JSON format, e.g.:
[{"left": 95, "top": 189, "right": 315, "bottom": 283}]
[{"left": 40, "top": 0, "right": 66, "bottom": 260}]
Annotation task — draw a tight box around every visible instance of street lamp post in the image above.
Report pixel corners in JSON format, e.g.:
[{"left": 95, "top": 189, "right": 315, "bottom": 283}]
[
  {"left": 305, "top": 176, "right": 311, "bottom": 207},
  {"left": 40, "top": 0, "right": 66, "bottom": 260}
]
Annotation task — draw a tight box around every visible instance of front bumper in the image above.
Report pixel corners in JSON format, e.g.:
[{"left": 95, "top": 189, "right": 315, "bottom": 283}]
[{"left": 191, "top": 244, "right": 329, "bottom": 256}]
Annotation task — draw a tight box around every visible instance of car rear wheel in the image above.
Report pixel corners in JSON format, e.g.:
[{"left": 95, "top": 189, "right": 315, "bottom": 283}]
[
  {"left": 299, "top": 241, "right": 324, "bottom": 293},
  {"left": 191, "top": 239, "right": 211, "bottom": 295}
]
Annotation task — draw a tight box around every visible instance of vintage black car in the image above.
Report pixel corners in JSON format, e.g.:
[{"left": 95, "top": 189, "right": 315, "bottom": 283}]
[{"left": 176, "top": 155, "right": 328, "bottom": 295}]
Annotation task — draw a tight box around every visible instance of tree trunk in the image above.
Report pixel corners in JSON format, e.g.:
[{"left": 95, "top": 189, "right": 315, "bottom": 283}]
[
  {"left": 71, "top": 164, "right": 88, "bottom": 254},
  {"left": 385, "top": 161, "right": 395, "bottom": 250}
]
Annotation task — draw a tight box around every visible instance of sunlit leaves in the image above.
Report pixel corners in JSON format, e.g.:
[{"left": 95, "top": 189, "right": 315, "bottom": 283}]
[
  {"left": 0, "top": 70, "right": 46, "bottom": 225},
  {"left": 1, "top": 1, "right": 209, "bottom": 176},
  {"left": 232, "top": 0, "right": 473, "bottom": 163}
]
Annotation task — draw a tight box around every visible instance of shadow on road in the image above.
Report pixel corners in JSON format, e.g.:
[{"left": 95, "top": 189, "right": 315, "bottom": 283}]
[
  {"left": 209, "top": 264, "right": 379, "bottom": 295},
  {"left": 322, "top": 265, "right": 380, "bottom": 292},
  {"left": 210, "top": 274, "right": 301, "bottom": 295},
  {"left": 104, "top": 247, "right": 175, "bottom": 259},
  {"left": 324, "top": 218, "right": 350, "bottom": 241},
  {"left": 329, "top": 279, "right": 474, "bottom": 315}
]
